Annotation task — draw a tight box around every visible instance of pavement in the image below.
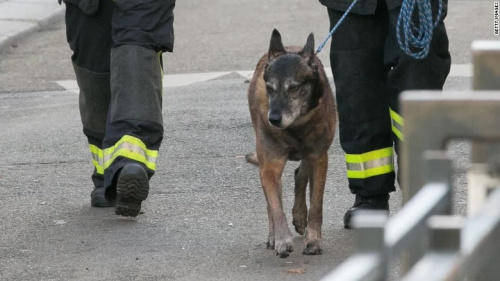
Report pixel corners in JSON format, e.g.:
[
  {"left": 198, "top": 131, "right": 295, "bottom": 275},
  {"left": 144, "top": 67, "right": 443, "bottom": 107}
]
[
  {"left": 0, "top": 0, "right": 64, "bottom": 52},
  {"left": 0, "top": 0, "right": 496, "bottom": 280}
]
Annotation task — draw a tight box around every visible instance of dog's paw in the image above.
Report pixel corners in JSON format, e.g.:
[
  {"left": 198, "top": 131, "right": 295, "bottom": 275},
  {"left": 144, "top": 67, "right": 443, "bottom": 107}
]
[
  {"left": 302, "top": 241, "right": 322, "bottom": 255},
  {"left": 292, "top": 209, "right": 307, "bottom": 235},
  {"left": 266, "top": 240, "right": 275, "bottom": 250},
  {"left": 292, "top": 218, "right": 307, "bottom": 236},
  {"left": 274, "top": 237, "right": 293, "bottom": 258},
  {"left": 266, "top": 230, "right": 276, "bottom": 250},
  {"left": 244, "top": 152, "right": 258, "bottom": 166}
]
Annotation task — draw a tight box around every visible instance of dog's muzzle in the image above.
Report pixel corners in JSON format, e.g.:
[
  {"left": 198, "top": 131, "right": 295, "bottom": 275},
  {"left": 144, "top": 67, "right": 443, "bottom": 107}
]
[{"left": 268, "top": 111, "right": 282, "bottom": 127}]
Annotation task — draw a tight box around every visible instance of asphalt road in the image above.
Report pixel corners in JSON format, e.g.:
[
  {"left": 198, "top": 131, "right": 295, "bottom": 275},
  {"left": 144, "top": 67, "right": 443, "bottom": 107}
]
[{"left": 0, "top": 1, "right": 497, "bottom": 280}]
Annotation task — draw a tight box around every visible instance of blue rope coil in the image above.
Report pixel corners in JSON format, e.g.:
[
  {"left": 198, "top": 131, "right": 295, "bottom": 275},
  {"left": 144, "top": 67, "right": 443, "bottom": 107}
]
[
  {"left": 316, "top": 0, "right": 443, "bottom": 60},
  {"left": 396, "top": 0, "right": 443, "bottom": 59}
]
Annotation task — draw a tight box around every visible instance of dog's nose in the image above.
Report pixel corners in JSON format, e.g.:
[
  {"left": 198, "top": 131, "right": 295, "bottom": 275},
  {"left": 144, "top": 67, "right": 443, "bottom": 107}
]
[{"left": 268, "top": 112, "right": 282, "bottom": 127}]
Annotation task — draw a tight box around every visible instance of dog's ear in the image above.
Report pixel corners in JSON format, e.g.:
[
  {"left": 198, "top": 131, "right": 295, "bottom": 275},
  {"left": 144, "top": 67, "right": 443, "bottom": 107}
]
[
  {"left": 268, "top": 29, "right": 286, "bottom": 61},
  {"left": 300, "top": 33, "right": 315, "bottom": 64}
]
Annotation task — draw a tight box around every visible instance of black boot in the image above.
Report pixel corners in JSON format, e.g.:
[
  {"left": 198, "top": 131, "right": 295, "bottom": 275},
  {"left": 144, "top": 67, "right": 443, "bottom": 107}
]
[
  {"left": 90, "top": 186, "right": 113, "bottom": 207},
  {"left": 344, "top": 194, "right": 389, "bottom": 229},
  {"left": 114, "top": 163, "right": 150, "bottom": 217}
]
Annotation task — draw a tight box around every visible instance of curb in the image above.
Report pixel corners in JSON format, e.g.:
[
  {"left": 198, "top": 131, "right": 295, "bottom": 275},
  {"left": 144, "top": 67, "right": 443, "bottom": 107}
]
[{"left": 0, "top": 1, "right": 65, "bottom": 53}]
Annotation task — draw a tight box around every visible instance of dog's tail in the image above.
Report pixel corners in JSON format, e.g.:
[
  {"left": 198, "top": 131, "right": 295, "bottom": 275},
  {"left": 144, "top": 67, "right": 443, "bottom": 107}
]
[{"left": 245, "top": 152, "right": 259, "bottom": 166}]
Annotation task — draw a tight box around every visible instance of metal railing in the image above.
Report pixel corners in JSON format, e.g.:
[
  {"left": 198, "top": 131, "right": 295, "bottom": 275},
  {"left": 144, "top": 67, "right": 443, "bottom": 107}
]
[{"left": 321, "top": 41, "right": 500, "bottom": 281}]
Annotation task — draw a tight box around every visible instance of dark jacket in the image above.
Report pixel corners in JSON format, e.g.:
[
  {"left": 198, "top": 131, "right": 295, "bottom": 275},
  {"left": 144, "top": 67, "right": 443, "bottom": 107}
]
[{"left": 319, "top": 0, "right": 402, "bottom": 14}]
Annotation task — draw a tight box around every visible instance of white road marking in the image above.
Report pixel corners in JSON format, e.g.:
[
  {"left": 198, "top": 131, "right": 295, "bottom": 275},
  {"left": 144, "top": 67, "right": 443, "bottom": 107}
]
[
  {"left": 163, "top": 71, "right": 232, "bottom": 87},
  {"left": 56, "top": 64, "right": 472, "bottom": 93},
  {"left": 56, "top": 80, "right": 79, "bottom": 94},
  {"left": 235, "top": 71, "right": 255, "bottom": 80}
]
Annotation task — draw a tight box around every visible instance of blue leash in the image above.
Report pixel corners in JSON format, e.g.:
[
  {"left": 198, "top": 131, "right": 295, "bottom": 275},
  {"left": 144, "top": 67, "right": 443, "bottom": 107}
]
[
  {"left": 316, "top": 0, "right": 442, "bottom": 60},
  {"left": 315, "top": 0, "right": 359, "bottom": 54}
]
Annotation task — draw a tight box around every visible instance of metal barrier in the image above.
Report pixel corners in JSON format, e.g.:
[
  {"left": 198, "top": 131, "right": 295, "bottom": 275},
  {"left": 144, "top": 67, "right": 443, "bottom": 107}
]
[{"left": 321, "top": 41, "right": 500, "bottom": 280}]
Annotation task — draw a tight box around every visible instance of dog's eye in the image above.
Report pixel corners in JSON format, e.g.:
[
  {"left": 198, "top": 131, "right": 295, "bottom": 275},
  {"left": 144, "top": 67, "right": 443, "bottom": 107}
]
[
  {"left": 288, "top": 84, "right": 300, "bottom": 91},
  {"left": 266, "top": 85, "right": 275, "bottom": 94}
]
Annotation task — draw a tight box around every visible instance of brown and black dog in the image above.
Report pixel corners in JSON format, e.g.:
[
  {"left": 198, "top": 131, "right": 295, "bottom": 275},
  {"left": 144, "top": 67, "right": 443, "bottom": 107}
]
[{"left": 246, "top": 29, "right": 336, "bottom": 258}]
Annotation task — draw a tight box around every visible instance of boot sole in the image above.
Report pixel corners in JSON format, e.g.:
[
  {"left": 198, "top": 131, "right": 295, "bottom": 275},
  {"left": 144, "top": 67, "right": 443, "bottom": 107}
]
[{"left": 115, "top": 166, "right": 149, "bottom": 217}]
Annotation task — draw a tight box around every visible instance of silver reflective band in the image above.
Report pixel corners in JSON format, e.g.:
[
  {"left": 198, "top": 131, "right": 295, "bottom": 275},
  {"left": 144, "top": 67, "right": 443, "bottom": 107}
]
[
  {"left": 346, "top": 156, "right": 394, "bottom": 172},
  {"left": 103, "top": 142, "right": 157, "bottom": 169}
]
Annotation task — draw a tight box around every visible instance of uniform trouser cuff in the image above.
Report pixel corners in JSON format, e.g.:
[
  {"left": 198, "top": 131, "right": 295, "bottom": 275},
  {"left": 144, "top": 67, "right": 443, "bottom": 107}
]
[{"left": 102, "top": 45, "right": 164, "bottom": 189}]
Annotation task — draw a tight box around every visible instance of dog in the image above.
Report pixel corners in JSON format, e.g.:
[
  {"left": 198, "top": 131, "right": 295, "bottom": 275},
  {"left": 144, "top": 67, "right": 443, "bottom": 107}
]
[{"left": 246, "top": 29, "right": 336, "bottom": 258}]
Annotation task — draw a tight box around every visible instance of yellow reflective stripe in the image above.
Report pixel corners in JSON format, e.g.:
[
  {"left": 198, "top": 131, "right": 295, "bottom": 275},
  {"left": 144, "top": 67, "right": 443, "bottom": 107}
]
[
  {"left": 392, "top": 125, "right": 404, "bottom": 142},
  {"left": 345, "top": 147, "right": 394, "bottom": 179},
  {"left": 346, "top": 156, "right": 393, "bottom": 171},
  {"left": 89, "top": 144, "right": 104, "bottom": 175},
  {"left": 389, "top": 108, "right": 404, "bottom": 126},
  {"left": 345, "top": 147, "right": 393, "bottom": 163},
  {"left": 103, "top": 135, "right": 158, "bottom": 171},
  {"left": 92, "top": 159, "right": 104, "bottom": 175},
  {"left": 347, "top": 164, "right": 395, "bottom": 179},
  {"left": 104, "top": 148, "right": 157, "bottom": 171},
  {"left": 103, "top": 142, "right": 158, "bottom": 168},
  {"left": 104, "top": 135, "right": 158, "bottom": 158},
  {"left": 390, "top": 108, "right": 404, "bottom": 142}
]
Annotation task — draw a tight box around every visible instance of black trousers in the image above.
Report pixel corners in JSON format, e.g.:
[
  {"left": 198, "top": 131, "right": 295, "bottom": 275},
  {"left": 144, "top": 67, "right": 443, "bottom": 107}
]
[
  {"left": 64, "top": 0, "right": 175, "bottom": 190},
  {"left": 327, "top": 0, "right": 451, "bottom": 197},
  {"left": 65, "top": 0, "right": 175, "bottom": 71}
]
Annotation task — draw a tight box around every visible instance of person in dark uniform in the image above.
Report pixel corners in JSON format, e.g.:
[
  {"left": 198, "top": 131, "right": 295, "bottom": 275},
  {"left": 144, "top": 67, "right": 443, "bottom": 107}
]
[
  {"left": 60, "top": 0, "right": 175, "bottom": 217},
  {"left": 318, "top": 0, "right": 451, "bottom": 228}
]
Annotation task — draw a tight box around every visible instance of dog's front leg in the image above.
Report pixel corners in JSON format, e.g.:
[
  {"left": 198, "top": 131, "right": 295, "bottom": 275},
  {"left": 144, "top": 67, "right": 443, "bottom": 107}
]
[
  {"left": 303, "top": 153, "right": 328, "bottom": 255},
  {"left": 259, "top": 158, "right": 293, "bottom": 258},
  {"left": 292, "top": 161, "right": 309, "bottom": 235},
  {"left": 266, "top": 203, "right": 275, "bottom": 249}
]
